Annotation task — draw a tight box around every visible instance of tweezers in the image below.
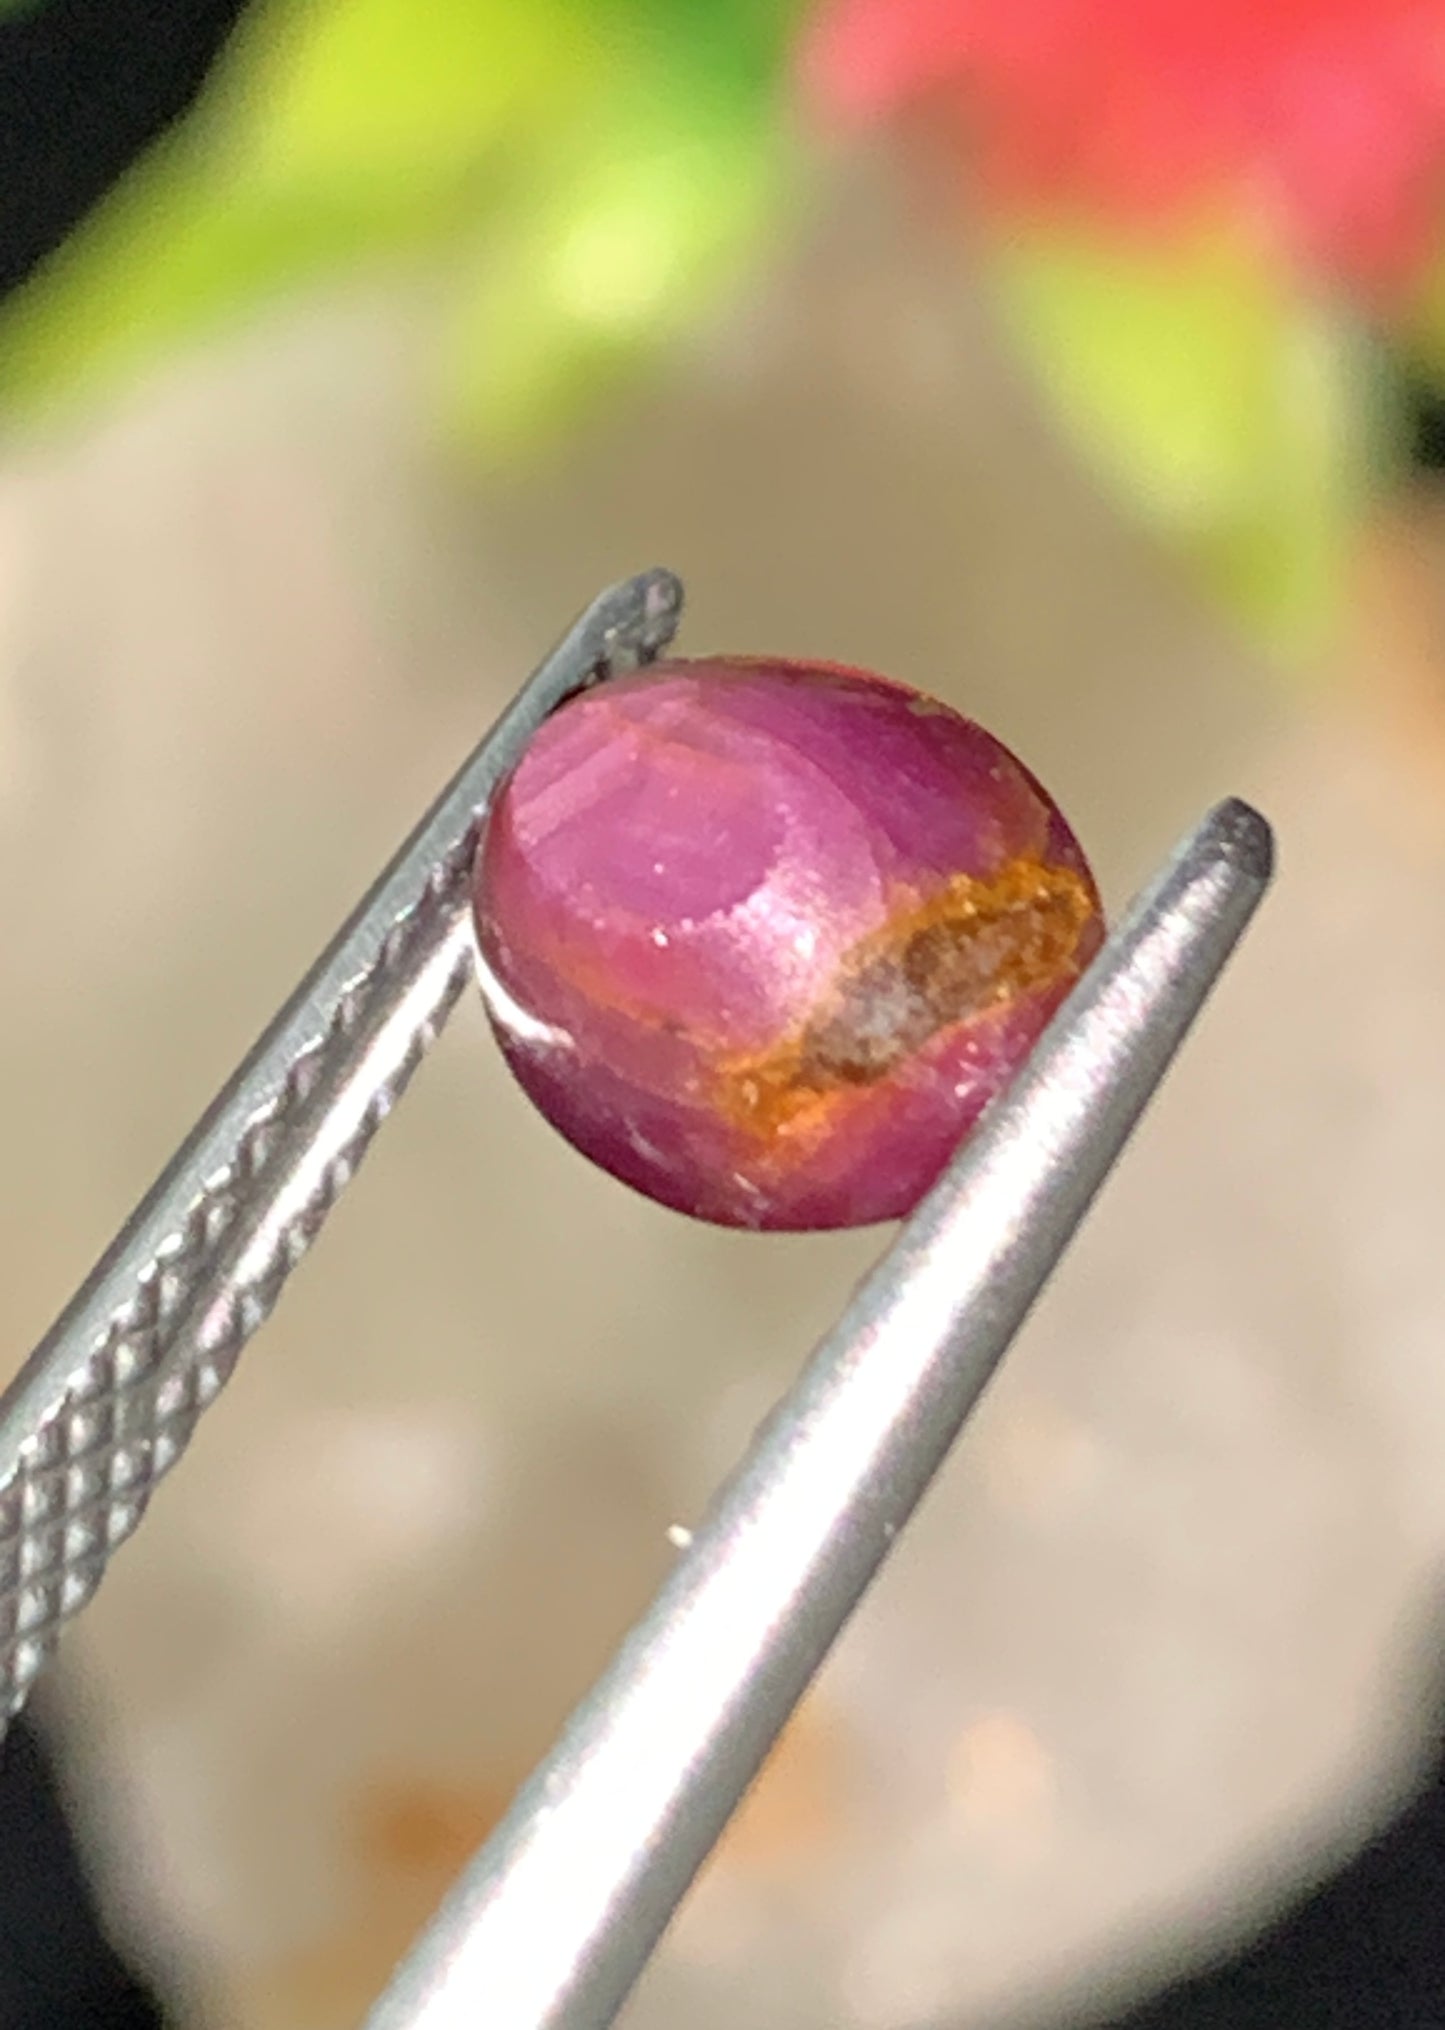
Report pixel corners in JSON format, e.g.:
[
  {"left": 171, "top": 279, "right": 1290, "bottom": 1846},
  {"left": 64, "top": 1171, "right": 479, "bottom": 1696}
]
[{"left": 0, "top": 569, "right": 1273, "bottom": 2029}]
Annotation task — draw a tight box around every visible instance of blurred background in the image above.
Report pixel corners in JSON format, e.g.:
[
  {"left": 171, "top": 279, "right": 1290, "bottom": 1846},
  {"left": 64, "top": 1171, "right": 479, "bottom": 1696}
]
[{"left": 5, "top": 0, "right": 1445, "bottom": 2025}]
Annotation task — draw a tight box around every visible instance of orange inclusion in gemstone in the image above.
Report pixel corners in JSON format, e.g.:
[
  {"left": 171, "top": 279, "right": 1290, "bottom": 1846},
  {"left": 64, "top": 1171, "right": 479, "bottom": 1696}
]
[{"left": 717, "top": 854, "right": 1094, "bottom": 1143}]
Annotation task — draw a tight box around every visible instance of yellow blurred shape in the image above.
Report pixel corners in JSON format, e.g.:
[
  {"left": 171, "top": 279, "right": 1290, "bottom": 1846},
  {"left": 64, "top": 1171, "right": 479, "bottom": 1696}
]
[
  {"left": 244, "top": 1776, "right": 514, "bottom": 2029},
  {"left": 947, "top": 1710, "right": 1055, "bottom": 1841},
  {"left": 708, "top": 1694, "right": 856, "bottom": 1881},
  {"left": 242, "top": 1693, "right": 854, "bottom": 2026}
]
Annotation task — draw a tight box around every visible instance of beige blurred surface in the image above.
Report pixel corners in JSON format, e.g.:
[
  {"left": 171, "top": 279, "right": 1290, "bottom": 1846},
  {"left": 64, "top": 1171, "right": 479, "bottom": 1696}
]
[{"left": 2, "top": 166, "right": 1443, "bottom": 2029}]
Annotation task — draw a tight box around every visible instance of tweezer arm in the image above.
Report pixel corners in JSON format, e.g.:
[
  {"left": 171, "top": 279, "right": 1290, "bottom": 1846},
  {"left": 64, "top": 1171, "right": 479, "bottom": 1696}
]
[
  {"left": 0, "top": 569, "right": 683, "bottom": 1721},
  {"left": 368, "top": 798, "right": 1275, "bottom": 2030}
]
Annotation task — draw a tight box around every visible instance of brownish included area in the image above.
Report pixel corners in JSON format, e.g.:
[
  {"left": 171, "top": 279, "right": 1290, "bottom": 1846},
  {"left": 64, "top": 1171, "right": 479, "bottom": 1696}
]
[{"left": 719, "top": 856, "right": 1097, "bottom": 1144}]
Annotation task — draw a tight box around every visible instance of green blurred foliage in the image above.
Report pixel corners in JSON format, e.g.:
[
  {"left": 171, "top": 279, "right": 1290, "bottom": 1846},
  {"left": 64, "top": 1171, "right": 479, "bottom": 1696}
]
[
  {"left": 985, "top": 224, "right": 1382, "bottom": 658},
  {"left": 441, "top": 98, "right": 790, "bottom": 459},
  {"left": 0, "top": 0, "right": 1396, "bottom": 662},
  {"left": 1400, "top": 251, "right": 1445, "bottom": 405},
  {"left": 0, "top": 0, "right": 806, "bottom": 462}
]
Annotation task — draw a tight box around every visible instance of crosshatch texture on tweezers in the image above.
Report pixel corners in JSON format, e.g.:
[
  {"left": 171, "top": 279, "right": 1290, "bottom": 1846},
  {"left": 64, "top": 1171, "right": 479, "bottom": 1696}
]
[{"left": 0, "top": 570, "right": 684, "bottom": 1720}]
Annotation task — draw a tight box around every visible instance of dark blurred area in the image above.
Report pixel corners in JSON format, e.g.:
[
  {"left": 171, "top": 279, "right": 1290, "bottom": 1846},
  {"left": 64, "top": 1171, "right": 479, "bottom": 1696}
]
[
  {"left": 1408, "top": 380, "right": 1445, "bottom": 478},
  {"left": 0, "top": 1716, "right": 166, "bottom": 2027},
  {"left": 0, "top": 0, "right": 247, "bottom": 299},
  {"left": 1083, "top": 1751, "right": 1445, "bottom": 2030}
]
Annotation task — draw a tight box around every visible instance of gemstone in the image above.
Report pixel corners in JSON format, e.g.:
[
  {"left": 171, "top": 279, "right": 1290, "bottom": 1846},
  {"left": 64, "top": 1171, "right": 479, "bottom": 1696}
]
[{"left": 472, "top": 657, "right": 1104, "bottom": 1231}]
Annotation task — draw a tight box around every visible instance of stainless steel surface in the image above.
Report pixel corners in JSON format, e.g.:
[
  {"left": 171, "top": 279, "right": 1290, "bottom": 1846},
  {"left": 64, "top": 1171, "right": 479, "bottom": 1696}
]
[
  {"left": 0, "top": 568, "right": 684, "bottom": 1719},
  {"left": 367, "top": 799, "right": 1275, "bottom": 2030}
]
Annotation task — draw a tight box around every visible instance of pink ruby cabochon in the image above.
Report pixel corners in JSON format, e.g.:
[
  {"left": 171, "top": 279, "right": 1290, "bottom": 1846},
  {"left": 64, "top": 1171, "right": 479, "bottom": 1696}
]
[{"left": 471, "top": 655, "right": 1104, "bottom": 1231}]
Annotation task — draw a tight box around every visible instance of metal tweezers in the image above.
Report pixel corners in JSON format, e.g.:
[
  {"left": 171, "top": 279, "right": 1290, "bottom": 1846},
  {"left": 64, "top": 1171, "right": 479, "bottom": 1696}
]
[{"left": 0, "top": 570, "right": 1273, "bottom": 2029}]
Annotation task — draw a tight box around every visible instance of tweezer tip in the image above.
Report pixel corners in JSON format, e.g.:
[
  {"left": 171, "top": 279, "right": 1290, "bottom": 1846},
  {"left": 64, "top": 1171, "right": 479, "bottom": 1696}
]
[
  {"left": 1205, "top": 797, "right": 1275, "bottom": 885},
  {"left": 630, "top": 568, "right": 685, "bottom": 660},
  {"left": 639, "top": 567, "right": 684, "bottom": 620}
]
